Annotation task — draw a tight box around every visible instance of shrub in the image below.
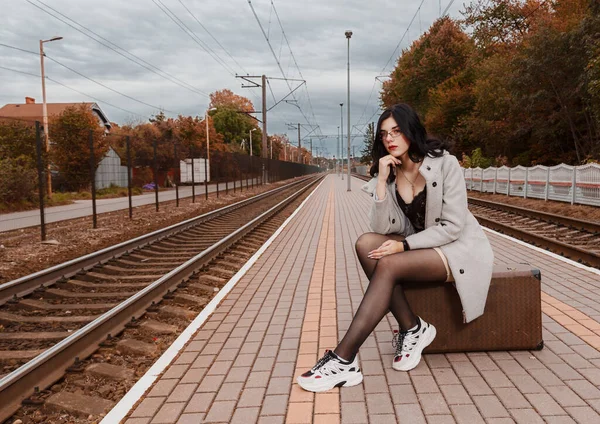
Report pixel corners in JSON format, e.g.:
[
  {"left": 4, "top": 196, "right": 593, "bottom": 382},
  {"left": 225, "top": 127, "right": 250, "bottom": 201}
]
[{"left": 0, "top": 157, "right": 38, "bottom": 204}]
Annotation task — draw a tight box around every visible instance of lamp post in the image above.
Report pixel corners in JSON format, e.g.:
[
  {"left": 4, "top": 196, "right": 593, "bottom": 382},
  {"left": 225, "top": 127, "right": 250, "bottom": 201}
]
[
  {"left": 40, "top": 36, "right": 63, "bottom": 197},
  {"left": 249, "top": 128, "right": 257, "bottom": 156},
  {"left": 345, "top": 30, "right": 353, "bottom": 191},
  {"left": 340, "top": 103, "right": 344, "bottom": 180},
  {"left": 337, "top": 126, "right": 340, "bottom": 175},
  {"left": 205, "top": 107, "right": 217, "bottom": 184}
]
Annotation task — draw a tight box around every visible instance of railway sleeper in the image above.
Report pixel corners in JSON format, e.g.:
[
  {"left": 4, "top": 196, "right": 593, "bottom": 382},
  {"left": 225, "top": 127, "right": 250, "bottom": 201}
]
[
  {"left": 139, "top": 319, "right": 178, "bottom": 335},
  {"left": 173, "top": 292, "right": 209, "bottom": 306},
  {"left": 65, "top": 279, "right": 149, "bottom": 290},
  {"left": 158, "top": 305, "right": 197, "bottom": 321},
  {"left": 115, "top": 258, "right": 182, "bottom": 267},
  {"left": 42, "top": 288, "right": 135, "bottom": 299},
  {"left": 84, "top": 271, "right": 163, "bottom": 281},
  {"left": 18, "top": 299, "right": 116, "bottom": 311},
  {"left": 0, "top": 311, "right": 95, "bottom": 324}
]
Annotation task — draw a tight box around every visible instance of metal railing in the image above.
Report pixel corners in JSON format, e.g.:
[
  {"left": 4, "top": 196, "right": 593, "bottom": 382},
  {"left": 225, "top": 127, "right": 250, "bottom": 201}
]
[{"left": 463, "top": 163, "right": 600, "bottom": 206}]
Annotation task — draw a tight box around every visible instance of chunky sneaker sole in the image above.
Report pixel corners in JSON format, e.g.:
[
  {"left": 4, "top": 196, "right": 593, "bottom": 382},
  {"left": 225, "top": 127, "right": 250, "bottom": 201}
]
[
  {"left": 393, "top": 318, "right": 437, "bottom": 371},
  {"left": 297, "top": 350, "right": 364, "bottom": 392}
]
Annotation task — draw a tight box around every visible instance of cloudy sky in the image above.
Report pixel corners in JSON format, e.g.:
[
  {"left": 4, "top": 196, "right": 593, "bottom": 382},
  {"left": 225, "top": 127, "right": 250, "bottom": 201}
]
[{"left": 1, "top": 0, "right": 466, "bottom": 157}]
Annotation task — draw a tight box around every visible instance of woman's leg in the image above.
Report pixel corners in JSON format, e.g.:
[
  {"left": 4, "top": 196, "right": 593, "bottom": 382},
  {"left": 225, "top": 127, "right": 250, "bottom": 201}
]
[
  {"left": 334, "top": 248, "right": 447, "bottom": 361},
  {"left": 355, "top": 232, "right": 420, "bottom": 331}
]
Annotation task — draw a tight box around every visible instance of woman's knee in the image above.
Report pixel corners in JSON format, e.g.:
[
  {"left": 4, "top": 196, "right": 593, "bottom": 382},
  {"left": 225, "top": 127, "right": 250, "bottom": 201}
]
[
  {"left": 355, "top": 232, "right": 381, "bottom": 256},
  {"left": 375, "top": 255, "right": 407, "bottom": 281}
]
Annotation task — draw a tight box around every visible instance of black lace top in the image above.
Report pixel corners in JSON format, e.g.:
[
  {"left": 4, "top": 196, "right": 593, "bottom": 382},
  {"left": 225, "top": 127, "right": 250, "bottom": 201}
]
[{"left": 395, "top": 187, "right": 427, "bottom": 232}]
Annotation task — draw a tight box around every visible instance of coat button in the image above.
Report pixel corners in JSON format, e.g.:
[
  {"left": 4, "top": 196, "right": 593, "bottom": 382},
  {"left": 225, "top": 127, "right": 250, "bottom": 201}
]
[
  {"left": 391, "top": 219, "right": 396, "bottom": 224},
  {"left": 460, "top": 269, "right": 465, "bottom": 274},
  {"left": 435, "top": 218, "right": 440, "bottom": 223},
  {"left": 370, "top": 193, "right": 373, "bottom": 197},
  {"left": 432, "top": 182, "right": 437, "bottom": 187},
  {"left": 426, "top": 166, "right": 431, "bottom": 171}
]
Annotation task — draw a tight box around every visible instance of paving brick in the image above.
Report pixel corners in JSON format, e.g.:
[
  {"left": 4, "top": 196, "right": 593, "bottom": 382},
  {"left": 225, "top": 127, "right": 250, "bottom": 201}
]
[
  {"left": 432, "top": 368, "right": 460, "bottom": 385},
  {"left": 314, "top": 392, "right": 340, "bottom": 414},
  {"left": 460, "top": 376, "right": 493, "bottom": 396},
  {"left": 449, "top": 404, "right": 485, "bottom": 424},
  {"left": 182, "top": 392, "right": 215, "bottom": 414},
  {"left": 494, "top": 387, "right": 531, "bottom": 409},
  {"left": 131, "top": 397, "right": 166, "bottom": 418},
  {"left": 524, "top": 393, "right": 566, "bottom": 416},
  {"left": 148, "top": 380, "right": 179, "bottom": 398},
  {"left": 166, "top": 384, "right": 197, "bottom": 403},
  {"left": 204, "top": 400, "right": 236, "bottom": 422},
  {"left": 566, "top": 406, "right": 600, "bottom": 423},
  {"left": 546, "top": 385, "right": 587, "bottom": 408},
  {"left": 472, "top": 395, "right": 509, "bottom": 418},
  {"left": 151, "top": 402, "right": 185, "bottom": 423},
  {"left": 260, "top": 395, "right": 289, "bottom": 416},
  {"left": 566, "top": 379, "right": 600, "bottom": 400},
  {"left": 411, "top": 375, "right": 440, "bottom": 394},
  {"left": 286, "top": 402, "right": 313, "bottom": 423},
  {"left": 419, "top": 393, "right": 451, "bottom": 415},
  {"left": 426, "top": 416, "right": 457, "bottom": 424},
  {"left": 508, "top": 408, "right": 545, "bottom": 424},
  {"left": 440, "top": 385, "right": 472, "bottom": 405},
  {"left": 394, "top": 404, "right": 426, "bottom": 424},
  {"left": 363, "top": 375, "right": 389, "bottom": 394}
]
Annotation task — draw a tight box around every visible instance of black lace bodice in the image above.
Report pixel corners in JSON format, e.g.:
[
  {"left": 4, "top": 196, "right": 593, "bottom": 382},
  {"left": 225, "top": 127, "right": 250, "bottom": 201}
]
[{"left": 395, "top": 187, "right": 427, "bottom": 232}]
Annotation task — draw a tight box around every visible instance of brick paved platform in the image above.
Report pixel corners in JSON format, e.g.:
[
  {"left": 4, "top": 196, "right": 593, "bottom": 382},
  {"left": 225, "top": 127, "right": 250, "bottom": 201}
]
[{"left": 115, "top": 174, "right": 600, "bottom": 424}]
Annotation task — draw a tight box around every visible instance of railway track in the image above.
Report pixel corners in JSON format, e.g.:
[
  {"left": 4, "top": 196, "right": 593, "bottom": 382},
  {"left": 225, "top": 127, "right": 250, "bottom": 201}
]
[
  {"left": 351, "top": 173, "right": 600, "bottom": 268},
  {"left": 0, "top": 174, "right": 323, "bottom": 423}
]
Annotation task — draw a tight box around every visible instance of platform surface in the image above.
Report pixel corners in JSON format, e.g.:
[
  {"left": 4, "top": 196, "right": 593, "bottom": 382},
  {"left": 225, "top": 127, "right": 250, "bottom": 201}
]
[{"left": 117, "top": 174, "right": 600, "bottom": 424}]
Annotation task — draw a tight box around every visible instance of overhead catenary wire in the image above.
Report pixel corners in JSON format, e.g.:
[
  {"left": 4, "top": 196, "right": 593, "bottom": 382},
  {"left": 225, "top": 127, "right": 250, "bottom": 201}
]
[
  {"left": 24, "top": 0, "right": 210, "bottom": 98},
  {"left": 153, "top": 0, "right": 237, "bottom": 76}
]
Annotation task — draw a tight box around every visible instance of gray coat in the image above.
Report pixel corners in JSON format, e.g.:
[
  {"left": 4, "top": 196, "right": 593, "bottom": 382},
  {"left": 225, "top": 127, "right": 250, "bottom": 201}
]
[{"left": 361, "top": 151, "right": 494, "bottom": 323}]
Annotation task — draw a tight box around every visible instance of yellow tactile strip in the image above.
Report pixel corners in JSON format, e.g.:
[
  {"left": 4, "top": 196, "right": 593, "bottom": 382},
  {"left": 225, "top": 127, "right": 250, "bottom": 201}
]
[
  {"left": 542, "top": 291, "right": 600, "bottom": 350},
  {"left": 287, "top": 183, "right": 340, "bottom": 424}
]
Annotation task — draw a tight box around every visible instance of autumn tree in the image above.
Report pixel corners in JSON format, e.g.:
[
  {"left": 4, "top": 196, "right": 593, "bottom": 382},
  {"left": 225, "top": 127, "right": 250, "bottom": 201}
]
[
  {"left": 208, "top": 89, "right": 260, "bottom": 150},
  {"left": 50, "top": 105, "right": 107, "bottom": 191},
  {"left": 0, "top": 120, "right": 38, "bottom": 205}
]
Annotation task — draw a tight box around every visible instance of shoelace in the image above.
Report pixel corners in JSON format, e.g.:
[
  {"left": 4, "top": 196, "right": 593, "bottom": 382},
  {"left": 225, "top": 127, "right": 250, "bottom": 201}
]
[
  {"left": 392, "top": 330, "right": 407, "bottom": 357},
  {"left": 312, "top": 350, "right": 334, "bottom": 371}
]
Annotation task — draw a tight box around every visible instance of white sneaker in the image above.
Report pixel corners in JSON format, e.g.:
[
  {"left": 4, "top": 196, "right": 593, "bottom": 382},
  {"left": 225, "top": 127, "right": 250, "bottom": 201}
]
[
  {"left": 392, "top": 316, "right": 436, "bottom": 371},
  {"left": 297, "top": 350, "right": 363, "bottom": 392}
]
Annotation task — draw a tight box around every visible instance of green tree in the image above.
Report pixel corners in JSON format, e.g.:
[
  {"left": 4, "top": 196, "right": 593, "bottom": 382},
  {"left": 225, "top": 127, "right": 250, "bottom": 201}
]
[{"left": 360, "top": 123, "right": 375, "bottom": 164}]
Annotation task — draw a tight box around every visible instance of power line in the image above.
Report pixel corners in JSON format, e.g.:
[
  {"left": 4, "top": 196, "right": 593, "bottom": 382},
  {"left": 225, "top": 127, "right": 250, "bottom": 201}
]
[
  {"left": 0, "top": 65, "right": 146, "bottom": 118},
  {"left": 177, "top": 0, "right": 247, "bottom": 74},
  {"left": 45, "top": 55, "right": 178, "bottom": 114},
  {"left": 0, "top": 43, "right": 38, "bottom": 56},
  {"left": 24, "top": 0, "right": 209, "bottom": 98},
  {"left": 153, "top": 0, "right": 237, "bottom": 76}
]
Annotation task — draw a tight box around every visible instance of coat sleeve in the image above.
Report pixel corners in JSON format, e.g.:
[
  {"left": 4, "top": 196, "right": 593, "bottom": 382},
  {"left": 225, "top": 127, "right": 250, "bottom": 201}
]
[{"left": 405, "top": 155, "right": 467, "bottom": 249}]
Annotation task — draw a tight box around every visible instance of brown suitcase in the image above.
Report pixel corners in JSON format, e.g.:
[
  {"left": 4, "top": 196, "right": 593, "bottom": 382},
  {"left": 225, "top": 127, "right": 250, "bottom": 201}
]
[{"left": 403, "top": 263, "right": 543, "bottom": 353}]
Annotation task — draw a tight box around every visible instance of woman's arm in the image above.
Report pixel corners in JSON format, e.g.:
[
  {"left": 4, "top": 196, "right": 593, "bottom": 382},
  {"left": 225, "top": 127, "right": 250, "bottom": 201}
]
[{"left": 404, "top": 155, "right": 467, "bottom": 249}]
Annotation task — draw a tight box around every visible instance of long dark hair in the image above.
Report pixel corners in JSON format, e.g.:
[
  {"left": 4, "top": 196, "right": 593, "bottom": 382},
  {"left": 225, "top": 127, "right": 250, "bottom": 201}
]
[{"left": 369, "top": 103, "right": 448, "bottom": 182}]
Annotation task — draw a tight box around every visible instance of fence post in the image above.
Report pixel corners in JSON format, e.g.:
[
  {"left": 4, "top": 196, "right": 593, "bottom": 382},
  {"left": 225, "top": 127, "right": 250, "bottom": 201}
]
[
  {"left": 35, "top": 121, "right": 46, "bottom": 241},
  {"left": 524, "top": 167, "right": 529, "bottom": 199},
  {"left": 126, "top": 136, "right": 133, "bottom": 218},
  {"left": 507, "top": 168, "right": 511, "bottom": 196},
  {"left": 480, "top": 169, "right": 483, "bottom": 192},
  {"left": 204, "top": 149, "right": 208, "bottom": 200},
  {"left": 571, "top": 167, "right": 577, "bottom": 205},
  {"left": 191, "top": 146, "right": 196, "bottom": 203},
  {"left": 153, "top": 138, "right": 159, "bottom": 212},
  {"left": 493, "top": 167, "right": 497, "bottom": 194},
  {"left": 89, "top": 130, "right": 98, "bottom": 229},
  {"left": 174, "top": 143, "right": 179, "bottom": 207},
  {"left": 545, "top": 167, "right": 550, "bottom": 201},
  {"left": 469, "top": 169, "right": 473, "bottom": 190}
]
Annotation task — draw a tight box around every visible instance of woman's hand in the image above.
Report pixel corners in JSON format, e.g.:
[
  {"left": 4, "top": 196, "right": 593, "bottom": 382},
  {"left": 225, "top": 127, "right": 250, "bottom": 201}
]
[
  {"left": 368, "top": 240, "right": 404, "bottom": 259},
  {"left": 377, "top": 155, "right": 402, "bottom": 182}
]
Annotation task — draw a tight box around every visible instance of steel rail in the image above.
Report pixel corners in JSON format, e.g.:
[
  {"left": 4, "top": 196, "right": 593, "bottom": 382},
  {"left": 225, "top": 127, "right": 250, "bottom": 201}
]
[
  {"left": 0, "top": 175, "right": 315, "bottom": 306},
  {"left": 474, "top": 215, "right": 600, "bottom": 268},
  {"left": 467, "top": 197, "right": 600, "bottom": 234},
  {"left": 0, "top": 174, "right": 323, "bottom": 422}
]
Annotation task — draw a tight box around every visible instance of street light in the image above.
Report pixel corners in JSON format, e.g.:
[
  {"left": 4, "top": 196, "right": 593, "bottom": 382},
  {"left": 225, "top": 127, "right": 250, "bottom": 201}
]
[
  {"left": 249, "top": 128, "right": 257, "bottom": 156},
  {"left": 40, "top": 36, "right": 63, "bottom": 197},
  {"left": 340, "top": 103, "right": 344, "bottom": 180},
  {"left": 345, "top": 30, "right": 353, "bottom": 191},
  {"left": 205, "top": 107, "right": 217, "bottom": 184}
]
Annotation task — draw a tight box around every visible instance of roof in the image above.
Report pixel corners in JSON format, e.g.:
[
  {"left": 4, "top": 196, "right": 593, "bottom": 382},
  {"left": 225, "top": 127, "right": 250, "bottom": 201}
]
[{"left": 0, "top": 102, "right": 111, "bottom": 129}]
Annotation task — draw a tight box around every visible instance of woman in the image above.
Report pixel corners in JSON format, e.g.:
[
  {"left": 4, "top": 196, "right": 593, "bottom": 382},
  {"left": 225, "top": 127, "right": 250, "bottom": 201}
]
[{"left": 297, "top": 103, "right": 494, "bottom": 393}]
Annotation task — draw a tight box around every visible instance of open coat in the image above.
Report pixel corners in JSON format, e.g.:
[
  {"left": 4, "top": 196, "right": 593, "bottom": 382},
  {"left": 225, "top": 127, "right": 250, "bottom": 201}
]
[{"left": 361, "top": 151, "right": 494, "bottom": 323}]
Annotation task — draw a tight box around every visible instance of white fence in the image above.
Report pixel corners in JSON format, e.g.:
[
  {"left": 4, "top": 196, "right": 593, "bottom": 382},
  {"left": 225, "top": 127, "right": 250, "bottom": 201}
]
[
  {"left": 463, "top": 163, "right": 600, "bottom": 207},
  {"left": 95, "top": 147, "right": 130, "bottom": 190}
]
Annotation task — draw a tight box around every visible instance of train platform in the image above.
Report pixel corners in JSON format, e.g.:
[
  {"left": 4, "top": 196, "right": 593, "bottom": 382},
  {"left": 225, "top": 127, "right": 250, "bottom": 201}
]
[{"left": 103, "top": 174, "right": 600, "bottom": 424}]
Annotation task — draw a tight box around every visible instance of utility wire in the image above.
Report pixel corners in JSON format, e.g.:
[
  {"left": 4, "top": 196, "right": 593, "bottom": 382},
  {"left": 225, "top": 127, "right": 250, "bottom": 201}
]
[
  {"left": 177, "top": 0, "right": 247, "bottom": 74},
  {"left": 153, "top": 0, "right": 237, "bottom": 76},
  {"left": 45, "top": 55, "right": 178, "bottom": 114},
  {"left": 24, "top": 0, "right": 209, "bottom": 98},
  {"left": 0, "top": 65, "right": 146, "bottom": 118}
]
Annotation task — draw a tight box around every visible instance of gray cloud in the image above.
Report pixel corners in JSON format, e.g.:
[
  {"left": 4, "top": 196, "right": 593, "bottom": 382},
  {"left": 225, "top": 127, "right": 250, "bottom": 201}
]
[{"left": 1, "top": 0, "right": 466, "bottom": 157}]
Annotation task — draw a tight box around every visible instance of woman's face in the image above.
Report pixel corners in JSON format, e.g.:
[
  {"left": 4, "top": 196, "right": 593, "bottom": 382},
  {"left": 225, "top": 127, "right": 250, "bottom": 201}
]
[{"left": 380, "top": 116, "right": 410, "bottom": 158}]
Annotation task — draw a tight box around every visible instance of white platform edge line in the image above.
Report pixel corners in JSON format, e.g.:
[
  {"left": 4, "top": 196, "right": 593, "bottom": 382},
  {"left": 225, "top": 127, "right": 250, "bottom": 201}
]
[
  {"left": 483, "top": 227, "right": 600, "bottom": 276},
  {"left": 101, "top": 177, "right": 327, "bottom": 424}
]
